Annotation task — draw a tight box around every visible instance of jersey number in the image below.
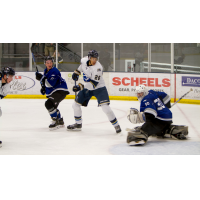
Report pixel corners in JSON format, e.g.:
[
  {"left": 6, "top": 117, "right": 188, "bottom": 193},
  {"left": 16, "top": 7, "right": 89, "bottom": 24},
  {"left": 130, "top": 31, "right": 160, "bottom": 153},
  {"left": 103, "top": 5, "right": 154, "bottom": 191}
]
[{"left": 95, "top": 75, "right": 101, "bottom": 80}]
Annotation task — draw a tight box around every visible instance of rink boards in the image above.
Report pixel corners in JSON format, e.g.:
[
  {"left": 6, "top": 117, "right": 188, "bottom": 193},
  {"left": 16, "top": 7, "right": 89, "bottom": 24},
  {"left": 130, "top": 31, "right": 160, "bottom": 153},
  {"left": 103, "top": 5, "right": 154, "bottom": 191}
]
[{"left": 5, "top": 72, "right": 200, "bottom": 104}]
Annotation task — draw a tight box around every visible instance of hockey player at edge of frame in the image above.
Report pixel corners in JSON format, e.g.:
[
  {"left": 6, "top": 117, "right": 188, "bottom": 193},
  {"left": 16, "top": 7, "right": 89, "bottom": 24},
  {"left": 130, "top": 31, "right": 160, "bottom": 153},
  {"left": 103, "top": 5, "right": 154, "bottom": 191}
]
[
  {"left": 0, "top": 67, "right": 15, "bottom": 148},
  {"left": 35, "top": 56, "right": 69, "bottom": 130},
  {"left": 126, "top": 85, "right": 188, "bottom": 146},
  {"left": 67, "top": 50, "right": 121, "bottom": 133}
]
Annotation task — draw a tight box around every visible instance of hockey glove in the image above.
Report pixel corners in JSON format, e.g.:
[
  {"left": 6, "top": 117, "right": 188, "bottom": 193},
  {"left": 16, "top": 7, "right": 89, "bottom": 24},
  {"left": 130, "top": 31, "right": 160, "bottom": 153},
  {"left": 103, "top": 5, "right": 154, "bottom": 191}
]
[
  {"left": 72, "top": 69, "right": 81, "bottom": 81},
  {"left": 127, "top": 108, "right": 145, "bottom": 124},
  {"left": 40, "top": 85, "right": 46, "bottom": 95},
  {"left": 36, "top": 72, "right": 43, "bottom": 81},
  {"left": 73, "top": 83, "right": 84, "bottom": 92}
]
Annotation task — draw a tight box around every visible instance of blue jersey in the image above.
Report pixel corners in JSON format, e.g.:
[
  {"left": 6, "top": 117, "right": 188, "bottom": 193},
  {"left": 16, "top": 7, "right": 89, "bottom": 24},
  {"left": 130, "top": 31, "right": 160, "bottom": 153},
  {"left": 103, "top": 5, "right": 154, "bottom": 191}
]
[
  {"left": 41, "top": 66, "right": 68, "bottom": 96},
  {"left": 148, "top": 90, "right": 170, "bottom": 105},
  {"left": 140, "top": 91, "right": 172, "bottom": 121}
]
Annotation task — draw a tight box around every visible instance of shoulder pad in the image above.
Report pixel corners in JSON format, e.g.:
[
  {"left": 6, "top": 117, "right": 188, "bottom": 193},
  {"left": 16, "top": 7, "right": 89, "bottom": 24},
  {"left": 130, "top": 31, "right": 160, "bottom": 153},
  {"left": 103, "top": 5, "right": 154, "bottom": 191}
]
[{"left": 81, "top": 57, "right": 88, "bottom": 64}]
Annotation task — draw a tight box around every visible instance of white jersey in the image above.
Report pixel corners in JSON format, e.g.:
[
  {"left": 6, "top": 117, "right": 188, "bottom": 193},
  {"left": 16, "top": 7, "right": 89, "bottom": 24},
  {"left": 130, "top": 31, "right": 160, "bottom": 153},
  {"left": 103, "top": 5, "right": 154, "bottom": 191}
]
[
  {"left": 0, "top": 80, "right": 11, "bottom": 99},
  {"left": 77, "top": 57, "right": 106, "bottom": 91}
]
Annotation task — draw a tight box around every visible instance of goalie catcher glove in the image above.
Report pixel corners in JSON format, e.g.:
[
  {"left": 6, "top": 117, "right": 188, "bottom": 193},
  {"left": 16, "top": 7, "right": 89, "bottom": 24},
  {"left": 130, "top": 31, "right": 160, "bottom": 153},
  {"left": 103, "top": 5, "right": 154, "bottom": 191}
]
[
  {"left": 72, "top": 69, "right": 81, "bottom": 81},
  {"left": 127, "top": 108, "right": 145, "bottom": 124},
  {"left": 35, "top": 72, "right": 43, "bottom": 81},
  {"left": 73, "top": 83, "right": 84, "bottom": 92}
]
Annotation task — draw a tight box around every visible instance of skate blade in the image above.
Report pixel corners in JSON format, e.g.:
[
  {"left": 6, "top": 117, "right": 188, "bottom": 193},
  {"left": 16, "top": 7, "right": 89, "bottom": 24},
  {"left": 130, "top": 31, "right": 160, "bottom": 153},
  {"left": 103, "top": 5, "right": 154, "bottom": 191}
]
[
  {"left": 128, "top": 140, "right": 145, "bottom": 146},
  {"left": 58, "top": 125, "right": 65, "bottom": 128},
  {"left": 67, "top": 128, "right": 82, "bottom": 131},
  {"left": 49, "top": 126, "right": 60, "bottom": 131}
]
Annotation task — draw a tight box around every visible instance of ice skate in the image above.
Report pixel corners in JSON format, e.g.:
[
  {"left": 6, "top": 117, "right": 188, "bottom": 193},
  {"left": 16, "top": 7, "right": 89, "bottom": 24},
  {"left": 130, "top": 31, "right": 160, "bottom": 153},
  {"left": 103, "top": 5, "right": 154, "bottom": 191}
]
[
  {"left": 67, "top": 123, "right": 82, "bottom": 131},
  {"left": 0, "top": 141, "right": 2, "bottom": 148},
  {"left": 58, "top": 117, "right": 65, "bottom": 128},
  {"left": 115, "top": 125, "right": 121, "bottom": 134},
  {"left": 49, "top": 117, "right": 59, "bottom": 131}
]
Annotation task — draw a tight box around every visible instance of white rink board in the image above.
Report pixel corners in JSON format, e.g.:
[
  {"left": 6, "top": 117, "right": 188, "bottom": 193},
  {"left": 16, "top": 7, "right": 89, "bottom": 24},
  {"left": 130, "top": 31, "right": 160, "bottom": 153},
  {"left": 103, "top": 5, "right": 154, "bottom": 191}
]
[
  {"left": 109, "top": 72, "right": 171, "bottom": 96},
  {"left": 7, "top": 72, "right": 200, "bottom": 101},
  {"left": 176, "top": 74, "right": 200, "bottom": 100}
]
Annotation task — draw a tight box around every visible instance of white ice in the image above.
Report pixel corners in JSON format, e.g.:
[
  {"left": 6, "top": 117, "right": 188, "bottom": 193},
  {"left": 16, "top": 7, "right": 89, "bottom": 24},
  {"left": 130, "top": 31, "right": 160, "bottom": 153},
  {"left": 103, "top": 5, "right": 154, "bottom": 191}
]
[{"left": 0, "top": 99, "right": 200, "bottom": 155}]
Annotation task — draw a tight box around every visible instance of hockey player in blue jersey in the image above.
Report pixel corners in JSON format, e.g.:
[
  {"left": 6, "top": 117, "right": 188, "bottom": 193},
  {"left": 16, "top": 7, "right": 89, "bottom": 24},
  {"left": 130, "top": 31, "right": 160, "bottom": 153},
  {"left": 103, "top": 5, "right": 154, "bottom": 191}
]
[
  {"left": 67, "top": 50, "right": 121, "bottom": 134},
  {"left": 35, "top": 56, "right": 69, "bottom": 130},
  {"left": 127, "top": 85, "right": 188, "bottom": 145}
]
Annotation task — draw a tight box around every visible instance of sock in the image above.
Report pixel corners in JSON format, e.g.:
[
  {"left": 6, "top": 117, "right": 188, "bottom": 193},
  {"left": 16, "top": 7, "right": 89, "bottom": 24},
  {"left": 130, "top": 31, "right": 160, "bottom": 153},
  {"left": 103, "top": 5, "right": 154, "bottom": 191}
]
[
  {"left": 101, "top": 104, "right": 119, "bottom": 127},
  {"left": 72, "top": 102, "right": 82, "bottom": 124}
]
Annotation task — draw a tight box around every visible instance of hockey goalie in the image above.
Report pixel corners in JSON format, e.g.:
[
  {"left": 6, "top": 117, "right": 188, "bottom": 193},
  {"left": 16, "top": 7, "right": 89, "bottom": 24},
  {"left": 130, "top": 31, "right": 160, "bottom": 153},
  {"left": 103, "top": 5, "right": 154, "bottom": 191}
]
[{"left": 126, "top": 85, "right": 188, "bottom": 146}]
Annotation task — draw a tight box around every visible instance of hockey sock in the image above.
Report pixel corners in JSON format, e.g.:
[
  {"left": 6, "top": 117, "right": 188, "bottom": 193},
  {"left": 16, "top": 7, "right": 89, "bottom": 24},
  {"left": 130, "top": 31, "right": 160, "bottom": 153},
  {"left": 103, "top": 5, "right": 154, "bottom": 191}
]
[
  {"left": 57, "top": 109, "right": 61, "bottom": 119},
  {"left": 49, "top": 108, "right": 57, "bottom": 118},
  {"left": 101, "top": 104, "right": 119, "bottom": 127},
  {"left": 72, "top": 102, "right": 82, "bottom": 124},
  {"left": 110, "top": 117, "right": 119, "bottom": 127}
]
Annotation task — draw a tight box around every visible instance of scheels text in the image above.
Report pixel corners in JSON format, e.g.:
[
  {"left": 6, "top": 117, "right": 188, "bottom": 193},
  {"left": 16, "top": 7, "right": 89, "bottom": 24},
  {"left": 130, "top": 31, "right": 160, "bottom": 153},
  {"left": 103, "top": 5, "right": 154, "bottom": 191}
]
[{"left": 112, "top": 77, "right": 170, "bottom": 87}]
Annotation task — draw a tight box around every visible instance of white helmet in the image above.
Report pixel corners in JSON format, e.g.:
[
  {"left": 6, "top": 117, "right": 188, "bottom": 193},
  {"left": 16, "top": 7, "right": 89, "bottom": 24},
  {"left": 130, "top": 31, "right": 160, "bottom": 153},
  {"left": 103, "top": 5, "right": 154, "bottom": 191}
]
[{"left": 135, "top": 85, "right": 148, "bottom": 101}]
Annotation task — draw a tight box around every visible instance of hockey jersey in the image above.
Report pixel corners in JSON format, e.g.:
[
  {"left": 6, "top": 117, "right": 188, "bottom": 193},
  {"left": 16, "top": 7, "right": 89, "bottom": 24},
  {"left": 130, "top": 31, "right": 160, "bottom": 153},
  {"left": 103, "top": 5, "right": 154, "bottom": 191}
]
[
  {"left": 77, "top": 57, "right": 106, "bottom": 91},
  {"left": 140, "top": 90, "right": 172, "bottom": 121},
  {"left": 41, "top": 66, "right": 68, "bottom": 97},
  {"left": 0, "top": 77, "right": 11, "bottom": 99}
]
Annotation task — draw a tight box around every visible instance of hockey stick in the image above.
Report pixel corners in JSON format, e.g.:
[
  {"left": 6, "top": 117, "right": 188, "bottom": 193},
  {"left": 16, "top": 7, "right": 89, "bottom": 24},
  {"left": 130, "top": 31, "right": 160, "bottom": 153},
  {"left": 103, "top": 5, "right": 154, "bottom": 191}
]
[
  {"left": 32, "top": 53, "right": 38, "bottom": 72},
  {"left": 171, "top": 88, "right": 193, "bottom": 108},
  {"left": 74, "top": 80, "right": 77, "bottom": 98}
]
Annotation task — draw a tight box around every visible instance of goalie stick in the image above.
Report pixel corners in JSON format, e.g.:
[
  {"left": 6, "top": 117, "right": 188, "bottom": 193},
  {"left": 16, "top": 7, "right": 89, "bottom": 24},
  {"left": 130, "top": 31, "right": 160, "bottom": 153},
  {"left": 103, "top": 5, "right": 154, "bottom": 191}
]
[{"left": 171, "top": 88, "right": 193, "bottom": 108}]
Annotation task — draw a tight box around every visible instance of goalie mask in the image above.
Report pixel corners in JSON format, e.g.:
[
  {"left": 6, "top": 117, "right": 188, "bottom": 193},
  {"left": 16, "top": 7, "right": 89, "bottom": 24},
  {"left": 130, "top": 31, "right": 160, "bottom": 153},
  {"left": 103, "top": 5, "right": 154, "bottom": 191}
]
[{"left": 135, "top": 84, "right": 148, "bottom": 102}]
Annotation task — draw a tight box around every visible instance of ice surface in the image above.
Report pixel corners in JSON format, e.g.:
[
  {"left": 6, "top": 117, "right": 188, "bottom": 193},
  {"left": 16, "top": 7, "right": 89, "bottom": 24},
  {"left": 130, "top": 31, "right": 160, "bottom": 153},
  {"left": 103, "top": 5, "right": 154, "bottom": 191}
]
[{"left": 0, "top": 99, "right": 200, "bottom": 155}]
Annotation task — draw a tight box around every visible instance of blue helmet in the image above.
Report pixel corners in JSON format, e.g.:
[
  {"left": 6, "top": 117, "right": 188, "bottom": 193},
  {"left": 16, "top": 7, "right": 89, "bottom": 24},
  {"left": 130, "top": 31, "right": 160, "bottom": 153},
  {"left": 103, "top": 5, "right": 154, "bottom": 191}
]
[
  {"left": 2, "top": 66, "right": 15, "bottom": 77},
  {"left": 88, "top": 50, "right": 98, "bottom": 59}
]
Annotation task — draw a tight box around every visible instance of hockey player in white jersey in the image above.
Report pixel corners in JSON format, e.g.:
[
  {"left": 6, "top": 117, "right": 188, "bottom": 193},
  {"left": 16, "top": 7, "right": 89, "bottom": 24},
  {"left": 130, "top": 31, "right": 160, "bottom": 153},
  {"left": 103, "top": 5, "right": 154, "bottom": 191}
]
[
  {"left": 67, "top": 50, "right": 121, "bottom": 133},
  {"left": 126, "top": 85, "right": 188, "bottom": 146},
  {"left": 0, "top": 66, "right": 15, "bottom": 147}
]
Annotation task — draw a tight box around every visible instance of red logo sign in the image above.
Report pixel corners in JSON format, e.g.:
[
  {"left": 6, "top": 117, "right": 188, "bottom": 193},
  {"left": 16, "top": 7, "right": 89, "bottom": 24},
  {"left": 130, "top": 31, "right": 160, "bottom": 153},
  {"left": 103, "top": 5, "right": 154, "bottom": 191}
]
[
  {"left": 15, "top": 76, "right": 22, "bottom": 79},
  {"left": 112, "top": 77, "right": 170, "bottom": 87}
]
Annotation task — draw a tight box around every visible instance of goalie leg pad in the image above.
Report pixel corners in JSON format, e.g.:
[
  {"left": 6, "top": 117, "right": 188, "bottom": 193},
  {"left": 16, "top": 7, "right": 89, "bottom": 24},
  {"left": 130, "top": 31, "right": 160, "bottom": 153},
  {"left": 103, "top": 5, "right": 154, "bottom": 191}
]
[
  {"left": 165, "top": 125, "right": 188, "bottom": 140},
  {"left": 127, "top": 129, "right": 148, "bottom": 145}
]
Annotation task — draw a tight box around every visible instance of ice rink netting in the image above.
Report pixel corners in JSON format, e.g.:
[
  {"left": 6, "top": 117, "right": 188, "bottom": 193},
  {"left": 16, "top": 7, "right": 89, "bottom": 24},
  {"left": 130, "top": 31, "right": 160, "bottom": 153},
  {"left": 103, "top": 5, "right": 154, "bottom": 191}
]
[{"left": 0, "top": 99, "right": 200, "bottom": 155}]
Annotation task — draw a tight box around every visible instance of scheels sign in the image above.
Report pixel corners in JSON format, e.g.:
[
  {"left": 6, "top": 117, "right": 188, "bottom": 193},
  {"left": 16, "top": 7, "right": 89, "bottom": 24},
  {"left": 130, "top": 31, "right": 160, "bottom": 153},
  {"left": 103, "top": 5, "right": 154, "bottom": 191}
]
[{"left": 112, "top": 77, "right": 170, "bottom": 87}]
